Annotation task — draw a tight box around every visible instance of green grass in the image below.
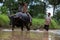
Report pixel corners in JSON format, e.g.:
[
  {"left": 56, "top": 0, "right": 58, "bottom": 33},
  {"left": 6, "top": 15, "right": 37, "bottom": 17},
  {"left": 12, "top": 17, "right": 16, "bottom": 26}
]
[
  {"left": 31, "top": 18, "right": 45, "bottom": 29},
  {"left": 32, "top": 18, "right": 44, "bottom": 25},
  {"left": 0, "top": 14, "right": 10, "bottom": 27},
  {"left": 50, "top": 19, "right": 60, "bottom": 29}
]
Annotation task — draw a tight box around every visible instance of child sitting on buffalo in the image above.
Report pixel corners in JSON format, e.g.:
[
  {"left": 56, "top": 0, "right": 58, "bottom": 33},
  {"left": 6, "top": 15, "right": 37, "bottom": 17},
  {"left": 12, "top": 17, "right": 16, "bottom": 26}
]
[{"left": 14, "top": 2, "right": 32, "bottom": 31}]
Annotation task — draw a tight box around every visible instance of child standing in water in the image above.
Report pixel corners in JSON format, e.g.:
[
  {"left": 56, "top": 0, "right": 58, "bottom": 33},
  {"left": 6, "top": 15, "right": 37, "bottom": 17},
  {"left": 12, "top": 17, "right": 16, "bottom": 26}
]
[{"left": 44, "top": 13, "right": 51, "bottom": 31}]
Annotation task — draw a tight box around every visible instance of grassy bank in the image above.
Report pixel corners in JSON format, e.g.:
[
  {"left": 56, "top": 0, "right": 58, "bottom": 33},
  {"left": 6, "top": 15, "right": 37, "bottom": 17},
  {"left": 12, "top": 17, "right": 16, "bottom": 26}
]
[{"left": 0, "top": 14, "right": 10, "bottom": 27}]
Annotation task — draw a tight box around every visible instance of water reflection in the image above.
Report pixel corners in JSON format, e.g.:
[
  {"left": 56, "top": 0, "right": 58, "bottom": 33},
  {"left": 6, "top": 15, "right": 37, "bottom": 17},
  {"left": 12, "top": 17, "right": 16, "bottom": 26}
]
[
  {"left": 0, "top": 29, "right": 60, "bottom": 40},
  {"left": 11, "top": 30, "right": 30, "bottom": 40},
  {"left": 50, "top": 33, "right": 60, "bottom": 40},
  {"left": 43, "top": 31, "right": 49, "bottom": 40}
]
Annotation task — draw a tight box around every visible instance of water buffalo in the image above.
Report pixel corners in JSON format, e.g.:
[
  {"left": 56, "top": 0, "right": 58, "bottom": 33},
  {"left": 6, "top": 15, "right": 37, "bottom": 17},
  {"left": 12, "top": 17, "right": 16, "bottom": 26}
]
[{"left": 9, "top": 15, "right": 32, "bottom": 31}]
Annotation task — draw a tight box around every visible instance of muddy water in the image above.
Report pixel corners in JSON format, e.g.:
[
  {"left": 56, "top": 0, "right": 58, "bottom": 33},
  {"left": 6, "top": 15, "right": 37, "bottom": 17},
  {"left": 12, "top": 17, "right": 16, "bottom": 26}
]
[
  {"left": 0, "top": 29, "right": 60, "bottom": 40},
  {"left": 49, "top": 33, "right": 60, "bottom": 40}
]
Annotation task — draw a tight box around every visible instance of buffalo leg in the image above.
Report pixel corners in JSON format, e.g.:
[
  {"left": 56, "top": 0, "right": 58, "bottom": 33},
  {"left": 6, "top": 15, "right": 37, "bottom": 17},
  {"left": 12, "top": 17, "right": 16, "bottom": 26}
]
[
  {"left": 26, "top": 24, "right": 30, "bottom": 31},
  {"left": 21, "top": 25, "right": 24, "bottom": 31},
  {"left": 12, "top": 24, "right": 15, "bottom": 30}
]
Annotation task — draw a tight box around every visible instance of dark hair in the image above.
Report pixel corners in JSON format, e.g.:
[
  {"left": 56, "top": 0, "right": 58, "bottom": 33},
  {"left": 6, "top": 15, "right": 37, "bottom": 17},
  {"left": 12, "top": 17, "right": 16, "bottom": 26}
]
[
  {"left": 48, "top": 13, "right": 51, "bottom": 15},
  {"left": 18, "top": 2, "right": 27, "bottom": 12},
  {"left": 22, "top": 2, "right": 27, "bottom": 6}
]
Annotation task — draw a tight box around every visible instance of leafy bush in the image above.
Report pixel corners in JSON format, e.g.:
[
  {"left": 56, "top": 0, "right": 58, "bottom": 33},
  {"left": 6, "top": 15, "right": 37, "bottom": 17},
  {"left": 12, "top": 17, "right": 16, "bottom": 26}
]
[
  {"left": 50, "top": 19, "right": 60, "bottom": 29},
  {"left": 0, "top": 14, "right": 10, "bottom": 27},
  {"left": 31, "top": 18, "right": 45, "bottom": 30}
]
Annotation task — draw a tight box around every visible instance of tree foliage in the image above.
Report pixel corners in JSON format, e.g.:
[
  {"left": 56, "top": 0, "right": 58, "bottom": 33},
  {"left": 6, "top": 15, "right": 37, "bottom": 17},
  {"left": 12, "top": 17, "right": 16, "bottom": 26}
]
[
  {"left": 0, "top": 0, "right": 46, "bottom": 18},
  {"left": 48, "top": 0, "right": 60, "bottom": 5},
  {"left": 0, "top": 6, "right": 8, "bottom": 14},
  {"left": 48, "top": 0, "right": 60, "bottom": 15},
  {"left": 54, "top": 10, "right": 60, "bottom": 24},
  {"left": 29, "top": 4, "right": 45, "bottom": 18}
]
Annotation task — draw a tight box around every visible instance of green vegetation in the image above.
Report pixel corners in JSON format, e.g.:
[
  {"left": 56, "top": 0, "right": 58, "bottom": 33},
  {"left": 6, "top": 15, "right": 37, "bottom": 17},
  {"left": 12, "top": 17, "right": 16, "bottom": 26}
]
[
  {"left": 50, "top": 19, "right": 60, "bottom": 29},
  {"left": 0, "top": 14, "right": 10, "bottom": 27},
  {"left": 31, "top": 18, "right": 45, "bottom": 29}
]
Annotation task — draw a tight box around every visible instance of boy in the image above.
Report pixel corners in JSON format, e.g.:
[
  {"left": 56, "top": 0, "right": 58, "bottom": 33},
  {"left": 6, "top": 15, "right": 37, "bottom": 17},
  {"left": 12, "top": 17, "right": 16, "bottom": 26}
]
[{"left": 44, "top": 13, "right": 51, "bottom": 31}]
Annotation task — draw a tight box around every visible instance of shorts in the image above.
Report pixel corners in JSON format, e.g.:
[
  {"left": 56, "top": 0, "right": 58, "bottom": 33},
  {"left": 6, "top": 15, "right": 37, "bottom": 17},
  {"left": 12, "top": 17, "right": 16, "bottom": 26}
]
[{"left": 44, "top": 25, "right": 49, "bottom": 31}]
